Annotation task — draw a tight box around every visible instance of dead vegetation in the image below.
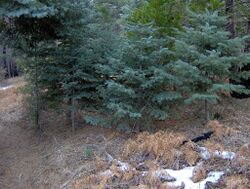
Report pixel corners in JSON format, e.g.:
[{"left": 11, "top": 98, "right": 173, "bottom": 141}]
[
  {"left": 122, "top": 131, "right": 205, "bottom": 170},
  {"left": 123, "top": 131, "right": 187, "bottom": 166},
  {"left": 225, "top": 175, "right": 250, "bottom": 189},
  {"left": 192, "top": 164, "right": 206, "bottom": 183},
  {"left": 0, "top": 77, "right": 24, "bottom": 112},
  {"left": 0, "top": 77, "right": 250, "bottom": 189},
  {"left": 73, "top": 118, "right": 250, "bottom": 189}
]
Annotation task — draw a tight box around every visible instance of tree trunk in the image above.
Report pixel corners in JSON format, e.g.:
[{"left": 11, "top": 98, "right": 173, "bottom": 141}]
[
  {"left": 7, "top": 58, "right": 11, "bottom": 78},
  {"left": 246, "top": 17, "right": 250, "bottom": 52},
  {"left": 71, "top": 97, "right": 76, "bottom": 132},
  {"left": 225, "top": 0, "right": 236, "bottom": 38},
  {"left": 205, "top": 100, "right": 210, "bottom": 121},
  {"left": 2, "top": 46, "right": 6, "bottom": 76},
  {"left": 34, "top": 61, "right": 41, "bottom": 131},
  {"left": 66, "top": 99, "right": 71, "bottom": 126},
  {"left": 11, "top": 60, "right": 14, "bottom": 77}
]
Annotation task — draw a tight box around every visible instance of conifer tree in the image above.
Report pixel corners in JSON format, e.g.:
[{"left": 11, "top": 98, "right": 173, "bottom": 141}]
[
  {"left": 170, "top": 10, "right": 250, "bottom": 120},
  {"left": 0, "top": 0, "right": 59, "bottom": 129},
  {"left": 53, "top": 0, "right": 120, "bottom": 130},
  {"left": 129, "top": 0, "right": 185, "bottom": 35},
  {"left": 100, "top": 24, "right": 182, "bottom": 132},
  {"left": 190, "top": 0, "right": 225, "bottom": 12},
  {"left": 1, "top": 0, "right": 120, "bottom": 130}
]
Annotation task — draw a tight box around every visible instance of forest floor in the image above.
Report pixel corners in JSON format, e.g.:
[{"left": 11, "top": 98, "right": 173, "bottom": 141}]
[{"left": 0, "top": 77, "right": 249, "bottom": 189}]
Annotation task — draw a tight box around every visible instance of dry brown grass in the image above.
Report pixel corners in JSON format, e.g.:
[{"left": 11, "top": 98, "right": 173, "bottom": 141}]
[
  {"left": 128, "top": 184, "right": 177, "bottom": 189},
  {"left": 73, "top": 175, "right": 100, "bottom": 189},
  {"left": 207, "top": 120, "right": 233, "bottom": 140},
  {"left": 1, "top": 77, "right": 250, "bottom": 189},
  {"left": 232, "top": 143, "right": 250, "bottom": 177},
  {"left": 0, "top": 77, "right": 25, "bottom": 125},
  {"left": 73, "top": 162, "right": 132, "bottom": 189},
  {"left": 203, "top": 140, "right": 225, "bottom": 152},
  {"left": 235, "top": 143, "right": 250, "bottom": 167},
  {"left": 225, "top": 175, "right": 250, "bottom": 189},
  {"left": 0, "top": 77, "right": 25, "bottom": 112},
  {"left": 238, "top": 143, "right": 250, "bottom": 157},
  {"left": 95, "top": 156, "right": 109, "bottom": 172},
  {"left": 144, "top": 169, "right": 161, "bottom": 187},
  {"left": 123, "top": 131, "right": 187, "bottom": 167},
  {"left": 38, "top": 98, "right": 250, "bottom": 189},
  {"left": 192, "top": 164, "right": 206, "bottom": 183},
  {"left": 123, "top": 131, "right": 202, "bottom": 169},
  {"left": 181, "top": 141, "right": 200, "bottom": 166}
]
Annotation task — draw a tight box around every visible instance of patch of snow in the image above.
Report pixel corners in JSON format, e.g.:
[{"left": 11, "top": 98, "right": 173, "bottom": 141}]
[
  {"left": 199, "top": 147, "right": 211, "bottom": 160},
  {"left": 105, "top": 152, "right": 114, "bottom": 163},
  {"left": 155, "top": 170, "right": 176, "bottom": 182},
  {"left": 164, "top": 167, "right": 224, "bottom": 189},
  {"left": 205, "top": 171, "right": 225, "bottom": 183},
  {"left": 0, "top": 85, "right": 13, "bottom": 90},
  {"left": 100, "top": 170, "right": 113, "bottom": 177},
  {"left": 116, "top": 160, "right": 130, "bottom": 172},
  {"left": 141, "top": 171, "right": 147, "bottom": 177},
  {"left": 165, "top": 167, "right": 195, "bottom": 187},
  {"left": 199, "top": 146, "right": 236, "bottom": 160},
  {"left": 214, "top": 151, "right": 236, "bottom": 160},
  {"left": 99, "top": 157, "right": 225, "bottom": 189}
]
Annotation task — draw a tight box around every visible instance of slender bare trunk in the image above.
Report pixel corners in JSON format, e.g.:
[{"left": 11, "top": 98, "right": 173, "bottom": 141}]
[
  {"left": 65, "top": 99, "right": 71, "bottom": 125},
  {"left": 2, "top": 46, "right": 6, "bottom": 76},
  {"left": 246, "top": 20, "right": 250, "bottom": 51},
  {"left": 226, "top": 0, "right": 236, "bottom": 38},
  {"left": 7, "top": 59, "right": 11, "bottom": 78},
  {"left": 71, "top": 97, "right": 75, "bottom": 132},
  {"left": 11, "top": 60, "right": 14, "bottom": 77},
  {"left": 34, "top": 65, "right": 40, "bottom": 130},
  {"left": 205, "top": 100, "right": 210, "bottom": 121}
]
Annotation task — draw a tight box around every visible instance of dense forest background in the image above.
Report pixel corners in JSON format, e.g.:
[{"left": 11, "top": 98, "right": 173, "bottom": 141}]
[{"left": 0, "top": 0, "right": 250, "bottom": 132}]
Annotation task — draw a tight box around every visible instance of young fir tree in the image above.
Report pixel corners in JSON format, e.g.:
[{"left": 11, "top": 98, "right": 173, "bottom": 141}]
[
  {"left": 128, "top": 0, "right": 225, "bottom": 35},
  {"left": 170, "top": 10, "right": 250, "bottom": 120},
  {"left": 1, "top": 0, "right": 121, "bottom": 131},
  {"left": 0, "top": 0, "right": 59, "bottom": 130},
  {"left": 189, "top": 0, "right": 225, "bottom": 12},
  {"left": 100, "top": 24, "right": 182, "bottom": 132},
  {"left": 128, "top": 0, "right": 185, "bottom": 35},
  {"left": 55, "top": 0, "right": 120, "bottom": 130}
]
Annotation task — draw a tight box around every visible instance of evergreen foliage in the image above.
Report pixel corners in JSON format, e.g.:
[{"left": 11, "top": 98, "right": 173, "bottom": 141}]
[
  {"left": 0, "top": 0, "right": 60, "bottom": 128},
  {"left": 170, "top": 10, "right": 250, "bottom": 119},
  {"left": 1, "top": 0, "right": 250, "bottom": 132},
  {"left": 54, "top": 0, "right": 119, "bottom": 129},
  {"left": 100, "top": 24, "right": 182, "bottom": 131},
  {"left": 129, "top": 0, "right": 185, "bottom": 35},
  {"left": 189, "top": 0, "right": 225, "bottom": 12},
  {"left": 0, "top": 0, "right": 119, "bottom": 129}
]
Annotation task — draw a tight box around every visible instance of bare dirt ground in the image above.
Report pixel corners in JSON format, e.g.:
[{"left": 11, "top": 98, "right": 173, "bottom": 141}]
[
  {"left": 0, "top": 77, "right": 249, "bottom": 189},
  {"left": 0, "top": 77, "right": 127, "bottom": 189}
]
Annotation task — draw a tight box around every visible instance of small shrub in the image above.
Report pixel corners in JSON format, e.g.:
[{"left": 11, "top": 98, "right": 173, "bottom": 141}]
[{"left": 84, "top": 147, "right": 93, "bottom": 158}]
